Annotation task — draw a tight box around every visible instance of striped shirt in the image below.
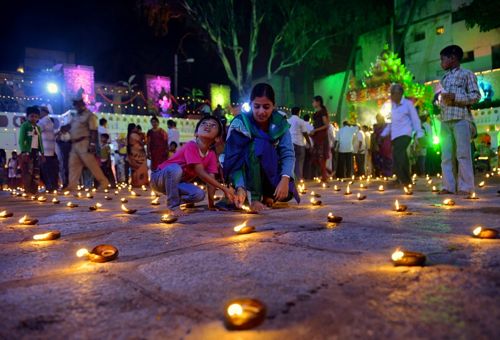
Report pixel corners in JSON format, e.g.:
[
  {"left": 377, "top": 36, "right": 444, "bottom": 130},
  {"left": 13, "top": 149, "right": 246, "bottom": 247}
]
[
  {"left": 440, "top": 67, "right": 481, "bottom": 122},
  {"left": 38, "top": 116, "right": 56, "bottom": 156}
]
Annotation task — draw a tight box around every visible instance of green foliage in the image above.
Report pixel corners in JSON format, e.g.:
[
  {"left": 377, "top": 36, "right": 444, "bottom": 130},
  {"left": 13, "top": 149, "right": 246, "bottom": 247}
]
[{"left": 461, "top": 0, "right": 500, "bottom": 32}]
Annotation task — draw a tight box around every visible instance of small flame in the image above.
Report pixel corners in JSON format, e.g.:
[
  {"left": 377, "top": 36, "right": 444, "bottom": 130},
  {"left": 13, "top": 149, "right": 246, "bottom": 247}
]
[
  {"left": 310, "top": 191, "right": 316, "bottom": 196},
  {"left": 95, "top": 203, "right": 102, "bottom": 208},
  {"left": 427, "top": 179, "right": 432, "bottom": 184},
  {"left": 76, "top": 248, "right": 89, "bottom": 257},
  {"left": 473, "top": 226, "right": 482, "bottom": 236},
  {"left": 0, "top": 210, "right": 8, "bottom": 217},
  {"left": 357, "top": 193, "right": 361, "bottom": 198},
  {"left": 310, "top": 197, "right": 316, "bottom": 204},
  {"left": 404, "top": 187, "right": 408, "bottom": 193},
  {"left": 443, "top": 199, "right": 452, "bottom": 205},
  {"left": 378, "top": 185, "right": 384, "bottom": 191},
  {"left": 19, "top": 215, "right": 28, "bottom": 223},
  {"left": 64, "top": 191, "right": 70, "bottom": 196},
  {"left": 432, "top": 185, "right": 437, "bottom": 191},
  {"left": 67, "top": 202, "right": 75, "bottom": 207},
  {"left": 346, "top": 185, "right": 351, "bottom": 194},
  {"left": 150, "top": 191, "right": 156, "bottom": 197},
  {"left": 227, "top": 303, "right": 244, "bottom": 316},
  {"left": 33, "top": 232, "right": 52, "bottom": 240},
  {"left": 471, "top": 192, "right": 476, "bottom": 198},
  {"left": 151, "top": 197, "right": 160, "bottom": 204},
  {"left": 322, "top": 183, "right": 327, "bottom": 188},
  {"left": 391, "top": 249, "right": 404, "bottom": 261},
  {"left": 478, "top": 181, "right": 485, "bottom": 187},
  {"left": 360, "top": 184, "right": 364, "bottom": 188},
  {"left": 328, "top": 212, "right": 334, "bottom": 218},
  {"left": 131, "top": 191, "right": 137, "bottom": 196},
  {"left": 52, "top": 198, "right": 59, "bottom": 203},
  {"left": 334, "top": 185, "right": 338, "bottom": 190},
  {"left": 121, "top": 204, "right": 129, "bottom": 212},
  {"left": 233, "top": 221, "right": 247, "bottom": 232},
  {"left": 241, "top": 205, "right": 251, "bottom": 212},
  {"left": 395, "top": 200, "right": 400, "bottom": 210}
]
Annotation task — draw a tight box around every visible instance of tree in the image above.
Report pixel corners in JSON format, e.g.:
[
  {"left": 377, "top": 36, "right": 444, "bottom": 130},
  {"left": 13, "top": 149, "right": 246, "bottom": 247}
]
[
  {"left": 142, "top": 0, "right": 392, "bottom": 98},
  {"left": 460, "top": 0, "right": 500, "bottom": 32}
]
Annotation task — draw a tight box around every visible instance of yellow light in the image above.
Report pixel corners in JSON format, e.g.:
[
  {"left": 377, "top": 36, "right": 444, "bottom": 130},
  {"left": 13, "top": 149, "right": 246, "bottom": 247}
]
[
  {"left": 19, "top": 215, "right": 28, "bottom": 223},
  {"left": 33, "top": 232, "right": 51, "bottom": 240},
  {"left": 76, "top": 248, "right": 89, "bottom": 257},
  {"left": 64, "top": 191, "right": 70, "bottom": 196},
  {"left": 233, "top": 221, "right": 247, "bottom": 232},
  {"left": 0, "top": 210, "right": 9, "bottom": 217},
  {"left": 478, "top": 181, "right": 485, "bottom": 187},
  {"left": 473, "top": 226, "right": 482, "bottom": 236},
  {"left": 391, "top": 249, "right": 404, "bottom": 261},
  {"left": 227, "top": 303, "right": 244, "bottom": 316},
  {"left": 378, "top": 185, "right": 384, "bottom": 191},
  {"left": 395, "top": 200, "right": 399, "bottom": 210}
]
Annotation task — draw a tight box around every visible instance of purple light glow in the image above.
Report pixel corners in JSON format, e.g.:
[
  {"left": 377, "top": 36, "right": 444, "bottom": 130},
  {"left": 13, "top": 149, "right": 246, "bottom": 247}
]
[
  {"left": 63, "top": 65, "right": 95, "bottom": 104},
  {"left": 145, "top": 75, "right": 171, "bottom": 111}
]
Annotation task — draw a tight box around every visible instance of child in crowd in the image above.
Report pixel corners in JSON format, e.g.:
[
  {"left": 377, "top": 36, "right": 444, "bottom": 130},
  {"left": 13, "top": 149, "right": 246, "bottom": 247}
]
[
  {"left": 169, "top": 141, "right": 178, "bottom": 156},
  {"left": 7, "top": 151, "right": 20, "bottom": 188},
  {"left": 99, "top": 133, "right": 116, "bottom": 188},
  {"left": 18, "top": 106, "right": 44, "bottom": 194},
  {"left": 150, "top": 116, "right": 234, "bottom": 217}
]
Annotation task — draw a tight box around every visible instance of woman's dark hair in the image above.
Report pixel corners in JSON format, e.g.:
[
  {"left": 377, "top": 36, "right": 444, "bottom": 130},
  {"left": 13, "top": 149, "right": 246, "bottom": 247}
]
[
  {"left": 150, "top": 116, "right": 159, "bottom": 123},
  {"left": 99, "top": 118, "right": 107, "bottom": 126},
  {"left": 313, "top": 95, "right": 327, "bottom": 112},
  {"left": 126, "top": 123, "right": 136, "bottom": 154},
  {"left": 195, "top": 116, "right": 223, "bottom": 138},
  {"left": 440, "top": 45, "right": 463, "bottom": 61},
  {"left": 250, "top": 83, "right": 275, "bottom": 105},
  {"left": 303, "top": 114, "right": 310, "bottom": 122},
  {"left": 291, "top": 107, "right": 301, "bottom": 116},
  {"left": 26, "top": 106, "right": 40, "bottom": 116}
]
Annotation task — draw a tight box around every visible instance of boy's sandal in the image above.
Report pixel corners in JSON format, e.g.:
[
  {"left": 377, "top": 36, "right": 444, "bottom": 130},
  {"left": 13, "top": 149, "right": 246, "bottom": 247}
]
[{"left": 438, "top": 189, "right": 454, "bottom": 195}]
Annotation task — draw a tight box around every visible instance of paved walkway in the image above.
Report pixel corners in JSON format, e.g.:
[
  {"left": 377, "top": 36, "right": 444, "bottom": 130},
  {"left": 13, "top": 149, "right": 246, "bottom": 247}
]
[{"left": 0, "top": 174, "right": 499, "bottom": 339}]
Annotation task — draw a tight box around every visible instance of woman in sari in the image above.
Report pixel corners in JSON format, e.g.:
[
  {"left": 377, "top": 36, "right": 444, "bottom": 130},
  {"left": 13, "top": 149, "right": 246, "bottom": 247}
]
[
  {"left": 147, "top": 116, "right": 169, "bottom": 170},
  {"left": 127, "top": 123, "right": 149, "bottom": 187},
  {"left": 223, "top": 83, "right": 299, "bottom": 212},
  {"left": 310, "top": 96, "right": 330, "bottom": 182}
]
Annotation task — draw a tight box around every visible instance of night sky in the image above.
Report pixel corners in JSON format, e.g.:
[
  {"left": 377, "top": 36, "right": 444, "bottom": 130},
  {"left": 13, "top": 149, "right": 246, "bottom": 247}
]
[{"left": 0, "top": 0, "right": 227, "bottom": 92}]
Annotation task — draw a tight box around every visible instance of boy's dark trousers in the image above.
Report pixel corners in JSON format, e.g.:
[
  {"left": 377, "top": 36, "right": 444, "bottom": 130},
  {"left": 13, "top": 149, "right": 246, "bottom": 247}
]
[
  {"left": 100, "top": 163, "right": 116, "bottom": 188},
  {"left": 41, "top": 155, "right": 59, "bottom": 191},
  {"left": 20, "top": 149, "right": 41, "bottom": 194}
]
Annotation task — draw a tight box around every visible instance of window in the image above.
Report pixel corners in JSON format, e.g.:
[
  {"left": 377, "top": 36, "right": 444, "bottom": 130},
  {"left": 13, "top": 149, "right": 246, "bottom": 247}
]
[
  {"left": 414, "top": 32, "right": 425, "bottom": 42},
  {"left": 462, "top": 51, "right": 475, "bottom": 63},
  {"left": 492, "top": 45, "right": 500, "bottom": 69},
  {"left": 436, "top": 26, "right": 445, "bottom": 35}
]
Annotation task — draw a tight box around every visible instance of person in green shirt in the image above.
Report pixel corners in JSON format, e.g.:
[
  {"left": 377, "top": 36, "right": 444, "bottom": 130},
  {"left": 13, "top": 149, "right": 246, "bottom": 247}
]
[{"left": 18, "top": 106, "right": 44, "bottom": 194}]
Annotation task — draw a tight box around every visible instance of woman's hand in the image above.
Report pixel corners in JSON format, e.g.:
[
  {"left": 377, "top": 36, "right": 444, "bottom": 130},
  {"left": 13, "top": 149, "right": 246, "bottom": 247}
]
[
  {"left": 223, "top": 187, "right": 235, "bottom": 202},
  {"left": 234, "top": 187, "right": 247, "bottom": 208},
  {"left": 274, "top": 176, "right": 290, "bottom": 201},
  {"left": 309, "top": 130, "right": 316, "bottom": 136},
  {"left": 250, "top": 201, "right": 266, "bottom": 212}
]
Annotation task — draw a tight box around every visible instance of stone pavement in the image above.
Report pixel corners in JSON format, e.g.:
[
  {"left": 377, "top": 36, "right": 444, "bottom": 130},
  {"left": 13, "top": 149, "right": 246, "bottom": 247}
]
[{"left": 0, "top": 174, "right": 499, "bottom": 340}]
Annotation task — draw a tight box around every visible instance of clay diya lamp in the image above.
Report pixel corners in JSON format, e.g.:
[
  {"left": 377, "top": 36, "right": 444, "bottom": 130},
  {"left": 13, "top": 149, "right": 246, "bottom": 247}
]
[
  {"left": 121, "top": 204, "right": 137, "bottom": 214},
  {"left": 120, "top": 198, "right": 128, "bottom": 203},
  {"left": 472, "top": 226, "right": 498, "bottom": 239},
  {"left": 394, "top": 200, "right": 407, "bottom": 212},
  {"left": 431, "top": 186, "right": 439, "bottom": 193},
  {"left": 233, "top": 221, "right": 255, "bottom": 235},
  {"left": 66, "top": 202, "right": 79, "bottom": 208},
  {"left": 77, "top": 244, "right": 119, "bottom": 263},
  {"left": 160, "top": 214, "right": 178, "bottom": 224},
  {"left": 103, "top": 189, "right": 109, "bottom": 193},
  {"left": 310, "top": 197, "right": 322, "bottom": 206},
  {"left": 327, "top": 212, "right": 343, "bottom": 223},
  {"left": 344, "top": 185, "right": 352, "bottom": 196},
  {"left": 466, "top": 192, "right": 479, "bottom": 200},
  {"left": 141, "top": 185, "right": 148, "bottom": 192},
  {"left": 0, "top": 210, "right": 14, "bottom": 218},
  {"left": 104, "top": 195, "right": 113, "bottom": 201},
  {"left": 359, "top": 183, "right": 367, "bottom": 190},
  {"left": 333, "top": 185, "right": 341, "bottom": 192},
  {"left": 378, "top": 185, "right": 385, "bottom": 192},
  {"left": 478, "top": 181, "right": 485, "bottom": 188},
  {"left": 151, "top": 197, "right": 160, "bottom": 206},
  {"left": 52, "top": 197, "right": 60, "bottom": 204},
  {"left": 89, "top": 202, "right": 103, "bottom": 211},
  {"left": 310, "top": 191, "right": 321, "bottom": 198},
  {"left": 19, "top": 215, "right": 38, "bottom": 225},
  {"left": 357, "top": 193, "right": 367, "bottom": 201},
  {"left": 240, "top": 205, "right": 258, "bottom": 214},
  {"left": 443, "top": 198, "right": 455, "bottom": 206},
  {"left": 37, "top": 196, "right": 47, "bottom": 202},
  {"left": 85, "top": 193, "right": 94, "bottom": 199},
  {"left": 391, "top": 249, "right": 426, "bottom": 266},
  {"left": 130, "top": 190, "right": 140, "bottom": 197},
  {"left": 321, "top": 182, "right": 329, "bottom": 189},
  {"left": 224, "top": 298, "right": 267, "bottom": 330},
  {"left": 403, "top": 187, "right": 413, "bottom": 195},
  {"left": 33, "top": 231, "right": 61, "bottom": 241},
  {"left": 63, "top": 191, "right": 70, "bottom": 196}
]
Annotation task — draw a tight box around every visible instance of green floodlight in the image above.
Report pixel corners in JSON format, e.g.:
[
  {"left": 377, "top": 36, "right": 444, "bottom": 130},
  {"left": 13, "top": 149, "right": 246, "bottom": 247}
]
[{"left": 433, "top": 136, "right": 440, "bottom": 145}]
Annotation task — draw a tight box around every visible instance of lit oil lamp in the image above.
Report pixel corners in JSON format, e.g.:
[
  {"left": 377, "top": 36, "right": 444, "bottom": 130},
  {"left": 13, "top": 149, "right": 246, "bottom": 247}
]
[
  {"left": 104, "top": 189, "right": 109, "bottom": 193},
  {"left": 310, "top": 191, "right": 321, "bottom": 198},
  {"left": 359, "top": 183, "right": 366, "bottom": 189},
  {"left": 466, "top": 192, "right": 479, "bottom": 200},
  {"left": 0, "top": 210, "right": 14, "bottom": 218},
  {"left": 76, "top": 244, "right": 119, "bottom": 263},
  {"left": 130, "top": 190, "right": 140, "bottom": 197},
  {"left": 213, "top": 195, "right": 221, "bottom": 201},
  {"left": 327, "top": 212, "right": 343, "bottom": 223},
  {"left": 21, "top": 193, "right": 27, "bottom": 198},
  {"left": 160, "top": 214, "right": 178, "bottom": 224},
  {"left": 75, "top": 192, "right": 82, "bottom": 198},
  {"left": 84, "top": 188, "right": 89, "bottom": 192},
  {"left": 427, "top": 179, "right": 432, "bottom": 185},
  {"left": 121, "top": 204, "right": 137, "bottom": 214},
  {"left": 224, "top": 299, "right": 266, "bottom": 330},
  {"left": 89, "top": 202, "right": 102, "bottom": 211},
  {"left": 333, "top": 185, "right": 341, "bottom": 192},
  {"left": 310, "top": 197, "right": 322, "bottom": 206},
  {"left": 37, "top": 196, "right": 47, "bottom": 202},
  {"left": 485, "top": 173, "right": 490, "bottom": 179},
  {"left": 394, "top": 200, "right": 407, "bottom": 212},
  {"left": 443, "top": 198, "right": 455, "bottom": 206},
  {"left": 33, "top": 231, "right": 61, "bottom": 241},
  {"left": 151, "top": 197, "right": 160, "bottom": 206},
  {"left": 344, "top": 185, "right": 352, "bottom": 195},
  {"left": 66, "top": 202, "right": 78, "bottom": 208},
  {"left": 321, "top": 182, "right": 329, "bottom": 189},
  {"left": 431, "top": 186, "right": 439, "bottom": 193},
  {"left": 30, "top": 195, "right": 37, "bottom": 200},
  {"left": 63, "top": 191, "right": 70, "bottom": 196},
  {"left": 240, "top": 205, "right": 257, "bottom": 214},
  {"left": 92, "top": 188, "right": 97, "bottom": 193},
  {"left": 403, "top": 187, "right": 413, "bottom": 195},
  {"left": 52, "top": 197, "right": 60, "bottom": 204},
  {"left": 234, "top": 221, "right": 255, "bottom": 235},
  {"left": 120, "top": 198, "right": 128, "bottom": 203},
  {"left": 357, "top": 193, "right": 367, "bottom": 201},
  {"left": 150, "top": 191, "right": 158, "bottom": 197},
  {"left": 472, "top": 226, "right": 498, "bottom": 239},
  {"left": 85, "top": 193, "right": 93, "bottom": 199},
  {"left": 19, "top": 215, "right": 38, "bottom": 225},
  {"left": 478, "top": 181, "right": 485, "bottom": 188},
  {"left": 378, "top": 185, "right": 385, "bottom": 192},
  {"left": 141, "top": 185, "right": 148, "bottom": 191},
  {"left": 114, "top": 190, "right": 120, "bottom": 195},
  {"left": 391, "top": 249, "right": 426, "bottom": 266},
  {"left": 104, "top": 195, "right": 113, "bottom": 200}
]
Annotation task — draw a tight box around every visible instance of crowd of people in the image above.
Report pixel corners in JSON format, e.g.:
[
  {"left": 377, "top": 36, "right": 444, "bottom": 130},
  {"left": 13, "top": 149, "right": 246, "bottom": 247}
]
[{"left": 0, "top": 45, "right": 495, "bottom": 217}]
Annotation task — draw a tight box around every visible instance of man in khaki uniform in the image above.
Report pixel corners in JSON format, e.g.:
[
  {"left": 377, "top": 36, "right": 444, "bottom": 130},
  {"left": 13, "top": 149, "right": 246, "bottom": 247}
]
[{"left": 67, "top": 98, "right": 110, "bottom": 190}]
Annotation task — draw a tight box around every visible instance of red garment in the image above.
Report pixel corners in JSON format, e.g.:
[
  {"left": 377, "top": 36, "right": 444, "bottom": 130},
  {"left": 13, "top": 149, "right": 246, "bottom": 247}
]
[
  {"left": 147, "top": 128, "right": 168, "bottom": 170},
  {"left": 157, "top": 140, "right": 218, "bottom": 182}
]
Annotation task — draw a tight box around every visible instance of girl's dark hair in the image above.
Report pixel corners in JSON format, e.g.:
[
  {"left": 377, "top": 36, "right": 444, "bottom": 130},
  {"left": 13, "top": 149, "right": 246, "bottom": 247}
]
[
  {"left": 313, "top": 95, "right": 327, "bottom": 112},
  {"left": 250, "top": 83, "right": 275, "bottom": 105},
  {"left": 150, "top": 116, "right": 159, "bottom": 123},
  {"left": 195, "top": 116, "right": 223, "bottom": 138},
  {"left": 26, "top": 106, "right": 40, "bottom": 116},
  {"left": 126, "top": 123, "right": 136, "bottom": 154}
]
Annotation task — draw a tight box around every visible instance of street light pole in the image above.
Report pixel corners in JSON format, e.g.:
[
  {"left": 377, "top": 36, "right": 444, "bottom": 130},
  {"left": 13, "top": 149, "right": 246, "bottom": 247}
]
[{"left": 174, "top": 54, "right": 194, "bottom": 98}]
